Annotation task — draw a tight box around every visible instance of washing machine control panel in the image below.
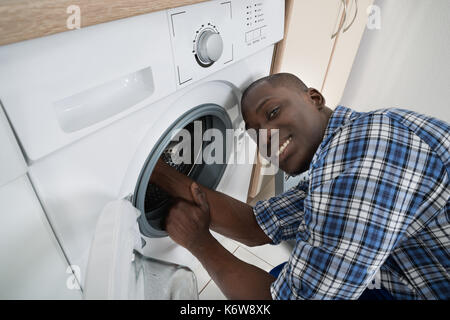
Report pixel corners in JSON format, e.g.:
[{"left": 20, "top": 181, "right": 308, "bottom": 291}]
[
  {"left": 168, "top": 0, "right": 284, "bottom": 88},
  {"left": 244, "top": 2, "right": 269, "bottom": 46}
]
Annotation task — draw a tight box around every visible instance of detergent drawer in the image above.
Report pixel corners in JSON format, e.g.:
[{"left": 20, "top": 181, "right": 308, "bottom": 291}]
[{"left": 0, "top": 10, "right": 176, "bottom": 162}]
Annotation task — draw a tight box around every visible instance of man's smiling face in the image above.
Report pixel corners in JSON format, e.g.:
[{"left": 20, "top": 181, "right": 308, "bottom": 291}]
[{"left": 241, "top": 79, "right": 332, "bottom": 175}]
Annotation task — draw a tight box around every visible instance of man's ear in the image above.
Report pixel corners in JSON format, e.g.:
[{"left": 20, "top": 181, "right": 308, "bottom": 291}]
[{"left": 307, "top": 88, "right": 326, "bottom": 109}]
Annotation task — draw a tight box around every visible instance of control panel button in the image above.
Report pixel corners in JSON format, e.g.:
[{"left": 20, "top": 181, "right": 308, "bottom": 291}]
[
  {"left": 196, "top": 30, "right": 223, "bottom": 67},
  {"left": 245, "top": 31, "right": 253, "bottom": 43},
  {"left": 260, "top": 26, "right": 267, "bottom": 36}
]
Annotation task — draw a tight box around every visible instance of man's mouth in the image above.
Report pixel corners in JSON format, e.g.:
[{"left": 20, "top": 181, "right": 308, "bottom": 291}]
[{"left": 276, "top": 136, "right": 292, "bottom": 159}]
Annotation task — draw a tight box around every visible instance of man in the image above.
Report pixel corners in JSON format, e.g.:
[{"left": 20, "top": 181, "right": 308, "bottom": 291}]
[{"left": 150, "top": 73, "right": 450, "bottom": 300}]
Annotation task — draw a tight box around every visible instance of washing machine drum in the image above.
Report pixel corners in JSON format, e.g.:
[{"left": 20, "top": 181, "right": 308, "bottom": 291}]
[
  {"left": 134, "top": 104, "right": 233, "bottom": 238},
  {"left": 144, "top": 119, "right": 207, "bottom": 214}
]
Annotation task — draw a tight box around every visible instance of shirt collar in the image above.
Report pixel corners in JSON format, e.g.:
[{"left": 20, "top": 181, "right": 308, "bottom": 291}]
[
  {"left": 322, "top": 105, "right": 356, "bottom": 139},
  {"left": 309, "top": 105, "right": 358, "bottom": 169}
]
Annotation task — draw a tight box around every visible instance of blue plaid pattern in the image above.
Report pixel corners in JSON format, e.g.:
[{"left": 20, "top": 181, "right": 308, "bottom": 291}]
[{"left": 254, "top": 106, "right": 450, "bottom": 300}]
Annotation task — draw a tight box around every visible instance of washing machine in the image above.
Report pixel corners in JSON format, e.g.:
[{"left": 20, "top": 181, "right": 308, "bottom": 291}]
[{"left": 0, "top": 0, "right": 284, "bottom": 298}]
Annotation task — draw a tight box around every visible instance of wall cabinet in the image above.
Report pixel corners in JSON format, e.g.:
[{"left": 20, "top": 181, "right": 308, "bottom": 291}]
[
  {"left": 249, "top": 0, "right": 373, "bottom": 200},
  {"left": 273, "top": 0, "right": 374, "bottom": 107},
  {"left": 321, "top": 0, "right": 375, "bottom": 108}
]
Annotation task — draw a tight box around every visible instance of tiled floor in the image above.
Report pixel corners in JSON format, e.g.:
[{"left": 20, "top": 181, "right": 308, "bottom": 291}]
[
  {"left": 194, "top": 175, "right": 293, "bottom": 300},
  {"left": 194, "top": 232, "right": 293, "bottom": 300}
]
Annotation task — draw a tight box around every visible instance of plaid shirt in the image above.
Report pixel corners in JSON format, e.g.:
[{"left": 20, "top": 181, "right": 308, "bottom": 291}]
[{"left": 254, "top": 106, "right": 450, "bottom": 300}]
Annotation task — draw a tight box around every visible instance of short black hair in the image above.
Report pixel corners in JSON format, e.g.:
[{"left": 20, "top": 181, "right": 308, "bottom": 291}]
[{"left": 241, "top": 73, "right": 308, "bottom": 108}]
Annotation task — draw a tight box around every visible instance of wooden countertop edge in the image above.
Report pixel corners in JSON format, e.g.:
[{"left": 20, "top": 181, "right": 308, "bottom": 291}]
[{"left": 0, "top": 0, "right": 208, "bottom": 46}]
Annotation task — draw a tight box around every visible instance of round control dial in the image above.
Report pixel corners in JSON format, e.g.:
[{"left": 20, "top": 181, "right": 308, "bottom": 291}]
[{"left": 195, "top": 29, "right": 223, "bottom": 67}]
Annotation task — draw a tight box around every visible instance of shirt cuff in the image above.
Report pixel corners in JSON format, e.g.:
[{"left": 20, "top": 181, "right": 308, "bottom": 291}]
[{"left": 253, "top": 199, "right": 283, "bottom": 245}]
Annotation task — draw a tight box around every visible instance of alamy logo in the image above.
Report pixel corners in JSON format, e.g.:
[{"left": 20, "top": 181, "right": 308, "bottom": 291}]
[
  {"left": 168, "top": 121, "right": 281, "bottom": 174},
  {"left": 366, "top": 5, "right": 381, "bottom": 30},
  {"left": 366, "top": 266, "right": 381, "bottom": 290},
  {"left": 66, "top": 265, "right": 81, "bottom": 290},
  {"left": 66, "top": 5, "right": 81, "bottom": 30}
]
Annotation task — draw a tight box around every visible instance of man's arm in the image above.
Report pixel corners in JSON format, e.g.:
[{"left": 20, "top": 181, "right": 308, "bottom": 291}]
[
  {"left": 150, "top": 159, "right": 271, "bottom": 246},
  {"left": 192, "top": 233, "right": 275, "bottom": 300},
  {"left": 165, "top": 183, "right": 275, "bottom": 300}
]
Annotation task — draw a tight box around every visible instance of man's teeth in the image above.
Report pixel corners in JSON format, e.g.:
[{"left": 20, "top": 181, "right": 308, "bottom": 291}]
[{"left": 276, "top": 137, "right": 292, "bottom": 157}]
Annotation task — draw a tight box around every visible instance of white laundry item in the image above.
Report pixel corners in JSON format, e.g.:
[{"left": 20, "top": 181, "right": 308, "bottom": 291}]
[{"left": 84, "top": 200, "right": 198, "bottom": 300}]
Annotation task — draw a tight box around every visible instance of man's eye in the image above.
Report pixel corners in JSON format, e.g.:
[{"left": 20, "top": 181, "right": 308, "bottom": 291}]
[{"left": 268, "top": 106, "right": 280, "bottom": 120}]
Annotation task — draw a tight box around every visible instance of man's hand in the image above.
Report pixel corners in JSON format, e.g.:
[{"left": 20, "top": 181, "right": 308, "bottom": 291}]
[
  {"left": 165, "top": 182, "right": 213, "bottom": 252},
  {"left": 151, "top": 157, "right": 272, "bottom": 247},
  {"left": 165, "top": 183, "right": 275, "bottom": 300}
]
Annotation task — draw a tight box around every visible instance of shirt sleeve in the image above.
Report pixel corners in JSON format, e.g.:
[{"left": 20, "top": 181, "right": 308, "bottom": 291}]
[
  {"left": 271, "top": 121, "right": 416, "bottom": 299},
  {"left": 253, "top": 180, "right": 308, "bottom": 245}
]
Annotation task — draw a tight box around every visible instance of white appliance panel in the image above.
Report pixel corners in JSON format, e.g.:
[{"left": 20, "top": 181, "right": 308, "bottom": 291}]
[
  {"left": 0, "top": 105, "right": 27, "bottom": 187},
  {"left": 0, "top": 11, "right": 176, "bottom": 162},
  {"left": 0, "top": 176, "right": 82, "bottom": 299}
]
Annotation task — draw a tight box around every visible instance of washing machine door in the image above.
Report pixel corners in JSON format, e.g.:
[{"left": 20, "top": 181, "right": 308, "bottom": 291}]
[{"left": 84, "top": 200, "right": 198, "bottom": 300}]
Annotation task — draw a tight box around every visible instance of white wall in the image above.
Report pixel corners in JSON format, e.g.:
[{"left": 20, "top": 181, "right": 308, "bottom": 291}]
[{"left": 341, "top": 0, "right": 450, "bottom": 123}]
